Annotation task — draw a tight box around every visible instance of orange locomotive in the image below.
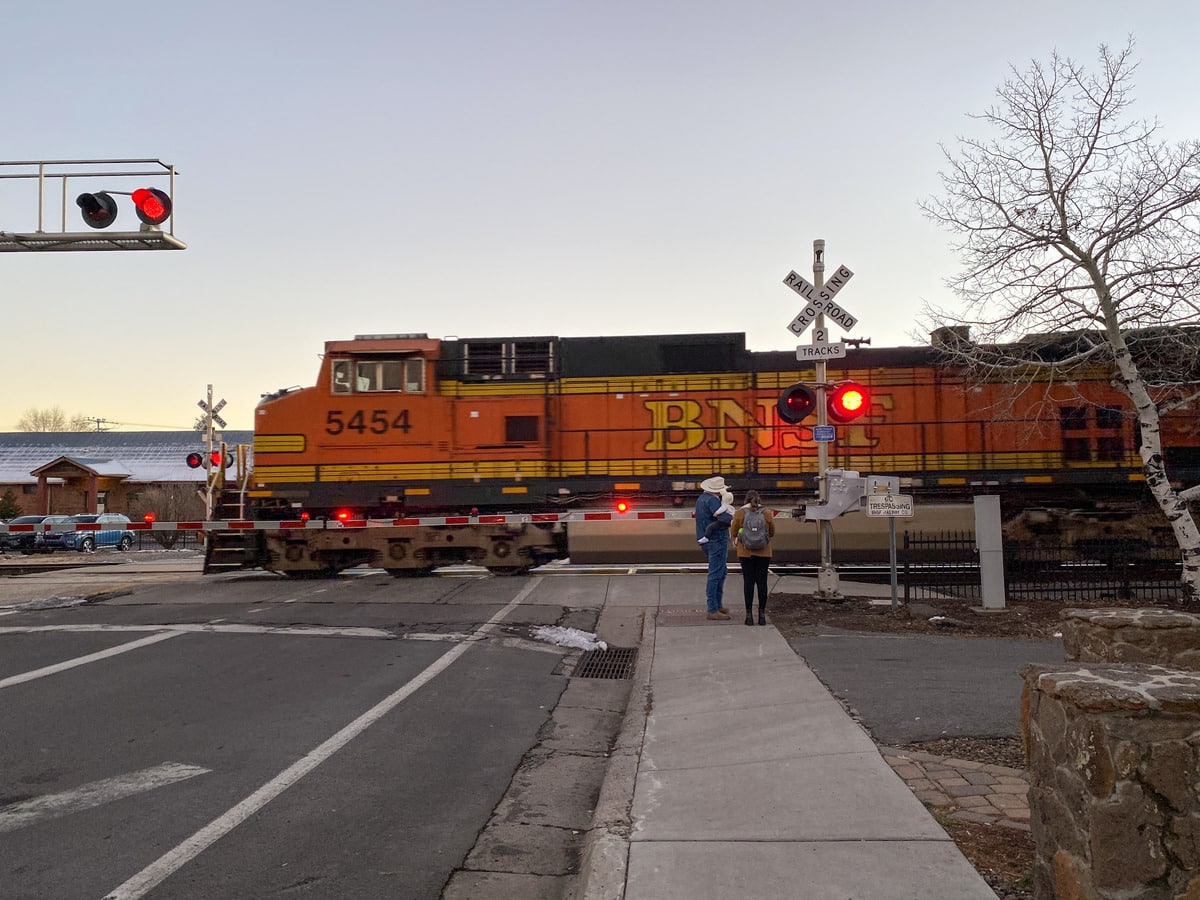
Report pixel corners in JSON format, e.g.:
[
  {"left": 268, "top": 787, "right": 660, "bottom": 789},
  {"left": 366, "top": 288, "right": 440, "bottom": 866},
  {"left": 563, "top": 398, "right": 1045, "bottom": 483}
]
[{"left": 239, "top": 330, "right": 1197, "bottom": 575}]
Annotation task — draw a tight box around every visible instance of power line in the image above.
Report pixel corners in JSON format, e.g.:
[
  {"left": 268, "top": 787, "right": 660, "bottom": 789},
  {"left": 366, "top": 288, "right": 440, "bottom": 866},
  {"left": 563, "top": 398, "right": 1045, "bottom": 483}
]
[{"left": 105, "top": 420, "right": 200, "bottom": 431}]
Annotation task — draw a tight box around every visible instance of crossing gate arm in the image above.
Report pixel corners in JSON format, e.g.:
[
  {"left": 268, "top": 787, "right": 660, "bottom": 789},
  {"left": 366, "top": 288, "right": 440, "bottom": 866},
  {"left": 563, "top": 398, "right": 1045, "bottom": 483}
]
[{"left": 0, "top": 508, "right": 803, "bottom": 536}]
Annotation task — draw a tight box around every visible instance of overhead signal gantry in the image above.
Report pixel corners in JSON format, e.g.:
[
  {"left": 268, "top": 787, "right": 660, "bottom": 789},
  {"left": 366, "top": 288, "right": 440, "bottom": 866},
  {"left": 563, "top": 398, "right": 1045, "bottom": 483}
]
[{"left": 0, "top": 158, "right": 186, "bottom": 252}]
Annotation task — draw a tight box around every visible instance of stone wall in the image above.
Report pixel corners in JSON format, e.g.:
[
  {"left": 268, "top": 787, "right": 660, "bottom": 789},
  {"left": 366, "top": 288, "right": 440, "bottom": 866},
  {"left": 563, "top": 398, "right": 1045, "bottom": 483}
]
[
  {"left": 1061, "top": 609, "right": 1200, "bottom": 672},
  {"left": 1020, "top": 662, "right": 1200, "bottom": 899}
]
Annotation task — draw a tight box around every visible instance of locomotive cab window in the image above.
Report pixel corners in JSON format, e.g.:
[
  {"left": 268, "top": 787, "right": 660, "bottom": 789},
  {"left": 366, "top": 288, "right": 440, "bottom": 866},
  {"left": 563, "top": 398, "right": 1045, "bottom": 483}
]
[
  {"left": 332, "top": 360, "right": 353, "bottom": 394},
  {"left": 404, "top": 359, "right": 425, "bottom": 392},
  {"left": 330, "top": 358, "right": 425, "bottom": 394}
]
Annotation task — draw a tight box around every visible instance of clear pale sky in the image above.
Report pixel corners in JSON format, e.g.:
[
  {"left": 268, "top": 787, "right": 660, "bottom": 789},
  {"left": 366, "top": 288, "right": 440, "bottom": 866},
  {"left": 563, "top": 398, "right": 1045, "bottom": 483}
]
[{"left": 3, "top": 1, "right": 1197, "bottom": 431}]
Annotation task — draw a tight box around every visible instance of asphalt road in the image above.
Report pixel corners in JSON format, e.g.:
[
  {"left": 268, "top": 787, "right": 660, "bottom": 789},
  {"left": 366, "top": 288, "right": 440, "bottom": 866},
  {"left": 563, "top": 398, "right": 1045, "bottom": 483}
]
[
  {"left": 783, "top": 630, "right": 1066, "bottom": 744},
  {"left": 0, "top": 559, "right": 624, "bottom": 900}
]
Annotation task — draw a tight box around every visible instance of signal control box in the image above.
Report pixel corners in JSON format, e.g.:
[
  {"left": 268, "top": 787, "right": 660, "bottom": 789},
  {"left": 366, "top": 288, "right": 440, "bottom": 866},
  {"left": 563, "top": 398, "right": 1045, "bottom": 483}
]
[
  {"left": 804, "top": 471, "right": 902, "bottom": 520},
  {"left": 805, "top": 469, "right": 864, "bottom": 520}
]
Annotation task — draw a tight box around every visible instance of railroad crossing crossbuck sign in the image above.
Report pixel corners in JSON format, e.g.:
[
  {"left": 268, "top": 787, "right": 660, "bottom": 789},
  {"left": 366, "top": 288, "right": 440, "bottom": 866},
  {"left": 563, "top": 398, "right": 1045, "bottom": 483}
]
[
  {"left": 784, "top": 265, "right": 858, "bottom": 360},
  {"left": 198, "top": 398, "right": 227, "bottom": 429}
]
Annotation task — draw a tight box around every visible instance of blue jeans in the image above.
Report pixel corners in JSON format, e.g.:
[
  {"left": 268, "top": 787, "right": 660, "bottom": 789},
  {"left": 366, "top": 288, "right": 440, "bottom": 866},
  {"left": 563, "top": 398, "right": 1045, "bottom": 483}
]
[{"left": 703, "top": 540, "right": 728, "bottom": 612}]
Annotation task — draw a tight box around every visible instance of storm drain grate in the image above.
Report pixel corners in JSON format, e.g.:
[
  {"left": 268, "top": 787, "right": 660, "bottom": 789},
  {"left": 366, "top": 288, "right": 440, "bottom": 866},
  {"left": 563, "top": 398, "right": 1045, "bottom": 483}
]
[{"left": 572, "top": 647, "right": 638, "bottom": 679}]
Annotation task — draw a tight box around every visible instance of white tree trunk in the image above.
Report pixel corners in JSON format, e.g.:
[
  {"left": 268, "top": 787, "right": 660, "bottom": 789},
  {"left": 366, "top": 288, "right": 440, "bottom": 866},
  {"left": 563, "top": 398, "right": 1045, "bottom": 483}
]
[{"left": 1114, "top": 346, "right": 1200, "bottom": 604}]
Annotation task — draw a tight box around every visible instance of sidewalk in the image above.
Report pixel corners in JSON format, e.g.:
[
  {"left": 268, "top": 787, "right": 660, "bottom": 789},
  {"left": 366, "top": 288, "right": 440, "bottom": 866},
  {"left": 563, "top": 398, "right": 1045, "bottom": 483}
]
[
  {"left": 0, "top": 552, "right": 206, "bottom": 607},
  {"left": 580, "top": 574, "right": 999, "bottom": 900}
]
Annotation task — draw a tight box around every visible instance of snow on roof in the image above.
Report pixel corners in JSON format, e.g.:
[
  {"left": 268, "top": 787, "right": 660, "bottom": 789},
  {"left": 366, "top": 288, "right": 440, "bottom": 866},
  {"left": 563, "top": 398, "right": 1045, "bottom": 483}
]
[{"left": 0, "top": 431, "right": 254, "bottom": 484}]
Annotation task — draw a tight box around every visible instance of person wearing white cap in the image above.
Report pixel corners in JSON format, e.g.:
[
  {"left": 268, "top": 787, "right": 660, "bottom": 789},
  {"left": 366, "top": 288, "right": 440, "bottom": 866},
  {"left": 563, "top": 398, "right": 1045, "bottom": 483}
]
[{"left": 695, "top": 475, "right": 733, "bottom": 620}]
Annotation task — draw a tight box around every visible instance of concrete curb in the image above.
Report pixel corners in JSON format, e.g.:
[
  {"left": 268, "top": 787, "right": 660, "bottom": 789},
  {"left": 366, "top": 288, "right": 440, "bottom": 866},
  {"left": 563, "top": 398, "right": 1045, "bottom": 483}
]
[{"left": 574, "top": 608, "right": 656, "bottom": 900}]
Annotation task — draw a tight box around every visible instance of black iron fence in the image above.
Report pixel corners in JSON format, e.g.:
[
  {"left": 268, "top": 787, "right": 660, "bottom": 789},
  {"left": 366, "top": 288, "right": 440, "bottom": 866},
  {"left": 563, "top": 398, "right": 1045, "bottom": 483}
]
[
  {"left": 901, "top": 531, "right": 1188, "bottom": 604},
  {"left": 130, "top": 531, "right": 206, "bottom": 552},
  {"left": 901, "top": 531, "right": 979, "bottom": 603}
]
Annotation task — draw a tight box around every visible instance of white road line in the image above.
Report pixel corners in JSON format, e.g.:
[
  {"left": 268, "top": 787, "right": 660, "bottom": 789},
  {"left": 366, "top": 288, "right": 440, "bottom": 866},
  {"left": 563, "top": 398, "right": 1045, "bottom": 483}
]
[
  {"left": 0, "top": 631, "right": 182, "bottom": 690},
  {"left": 0, "top": 762, "right": 210, "bottom": 834},
  {"left": 103, "top": 578, "right": 543, "bottom": 900},
  {"left": 0, "top": 623, "right": 393, "bottom": 639}
]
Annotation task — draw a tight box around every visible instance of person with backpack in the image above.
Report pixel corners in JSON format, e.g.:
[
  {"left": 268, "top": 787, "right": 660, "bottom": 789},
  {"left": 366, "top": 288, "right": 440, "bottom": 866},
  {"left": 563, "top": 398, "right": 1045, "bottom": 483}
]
[{"left": 731, "top": 490, "right": 775, "bottom": 625}]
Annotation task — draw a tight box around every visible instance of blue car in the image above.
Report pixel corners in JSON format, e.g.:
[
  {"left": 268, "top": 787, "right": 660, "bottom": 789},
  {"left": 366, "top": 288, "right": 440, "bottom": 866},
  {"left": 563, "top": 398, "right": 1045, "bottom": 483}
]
[
  {"left": 55, "top": 513, "right": 136, "bottom": 553},
  {"left": 32, "top": 515, "right": 74, "bottom": 551}
]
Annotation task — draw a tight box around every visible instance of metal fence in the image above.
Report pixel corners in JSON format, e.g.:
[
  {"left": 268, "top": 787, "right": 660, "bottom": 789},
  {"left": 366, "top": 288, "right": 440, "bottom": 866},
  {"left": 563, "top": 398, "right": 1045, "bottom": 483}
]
[
  {"left": 902, "top": 531, "right": 980, "bottom": 603},
  {"left": 901, "top": 531, "right": 1188, "bottom": 604},
  {"left": 131, "top": 530, "right": 205, "bottom": 552}
]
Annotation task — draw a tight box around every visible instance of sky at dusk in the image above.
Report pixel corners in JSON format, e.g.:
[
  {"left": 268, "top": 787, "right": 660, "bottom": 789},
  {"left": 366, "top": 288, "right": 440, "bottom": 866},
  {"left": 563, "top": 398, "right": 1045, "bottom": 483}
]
[{"left": 3, "top": 0, "right": 1198, "bottom": 431}]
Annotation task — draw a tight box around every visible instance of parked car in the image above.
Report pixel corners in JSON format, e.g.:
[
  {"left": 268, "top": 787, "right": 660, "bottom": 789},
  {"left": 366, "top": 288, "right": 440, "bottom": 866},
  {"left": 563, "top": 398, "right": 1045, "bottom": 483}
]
[
  {"left": 35, "top": 515, "right": 81, "bottom": 551},
  {"left": 53, "top": 513, "right": 136, "bottom": 553},
  {"left": 1, "top": 514, "right": 48, "bottom": 552}
]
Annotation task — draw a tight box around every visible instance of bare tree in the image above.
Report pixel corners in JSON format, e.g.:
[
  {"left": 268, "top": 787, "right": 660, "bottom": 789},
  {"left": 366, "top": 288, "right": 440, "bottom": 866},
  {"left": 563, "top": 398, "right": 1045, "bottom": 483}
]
[
  {"left": 15, "top": 406, "right": 92, "bottom": 431},
  {"left": 921, "top": 38, "right": 1200, "bottom": 603},
  {"left": 127, "top": 485, "right": 206, "bottom": 549}
]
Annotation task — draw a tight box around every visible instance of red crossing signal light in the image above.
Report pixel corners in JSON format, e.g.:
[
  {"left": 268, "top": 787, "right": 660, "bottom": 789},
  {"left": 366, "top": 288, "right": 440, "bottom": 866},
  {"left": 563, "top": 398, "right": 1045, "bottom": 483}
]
[
  {"left": 615, "top": 500, "right": 631, "bottom": 514},
  {"left": 777, "top": 383, "right": 817, "bottom": 424},
  {"left": 828, "top": 382, "right": 870, "bottom": 423},
  {"left": 132, "top": 188, "right": 172, "bottom": 226},
  {"left": 186, "top": 452, "right": 205, "bottom": 469}
]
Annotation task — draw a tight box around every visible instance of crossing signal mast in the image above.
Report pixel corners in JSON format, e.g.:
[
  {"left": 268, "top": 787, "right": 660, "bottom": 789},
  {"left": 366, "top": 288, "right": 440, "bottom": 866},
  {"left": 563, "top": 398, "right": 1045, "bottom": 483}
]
[
  {"left": 0, "top": 159, "right": 186, "bottom": 252},
  {"left": 194, "top": 386, "right": 229, "bottom": 519},
  {"left": 780, "top": 239, "right": 871, "bottom": 599}
]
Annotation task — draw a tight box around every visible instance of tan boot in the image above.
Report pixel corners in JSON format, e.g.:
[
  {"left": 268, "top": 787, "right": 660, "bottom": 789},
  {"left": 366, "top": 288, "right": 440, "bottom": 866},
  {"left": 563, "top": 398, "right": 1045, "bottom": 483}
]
[{"left": 706, "top": 611, "right": 731, "bottom": 621}]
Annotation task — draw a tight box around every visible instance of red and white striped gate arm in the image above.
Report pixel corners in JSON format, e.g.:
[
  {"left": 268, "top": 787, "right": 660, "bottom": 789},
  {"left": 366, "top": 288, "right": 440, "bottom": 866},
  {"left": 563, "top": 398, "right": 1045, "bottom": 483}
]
[{"left": 0, "top": 507, "right": 797, "bottom": 535}]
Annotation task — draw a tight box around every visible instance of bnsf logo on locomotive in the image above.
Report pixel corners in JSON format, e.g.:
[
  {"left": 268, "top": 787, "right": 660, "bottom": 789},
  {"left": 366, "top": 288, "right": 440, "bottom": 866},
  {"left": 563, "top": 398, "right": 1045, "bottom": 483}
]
[{"left": 641, "top": 398, "right": 882, "bottom": 452}]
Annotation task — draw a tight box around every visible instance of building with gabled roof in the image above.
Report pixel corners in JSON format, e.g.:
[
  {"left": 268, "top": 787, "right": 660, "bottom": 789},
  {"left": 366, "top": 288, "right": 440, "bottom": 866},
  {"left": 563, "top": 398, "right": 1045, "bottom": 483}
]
[{"left": 0, "top": 431, "right": 253, "bottom": 517}]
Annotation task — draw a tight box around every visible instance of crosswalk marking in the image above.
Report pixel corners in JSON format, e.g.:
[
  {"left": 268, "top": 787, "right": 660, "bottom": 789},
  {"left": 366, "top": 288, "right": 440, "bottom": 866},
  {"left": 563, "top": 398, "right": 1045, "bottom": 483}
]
[{"left": 0, "top": 631, "right": 182, "bottom": 689}]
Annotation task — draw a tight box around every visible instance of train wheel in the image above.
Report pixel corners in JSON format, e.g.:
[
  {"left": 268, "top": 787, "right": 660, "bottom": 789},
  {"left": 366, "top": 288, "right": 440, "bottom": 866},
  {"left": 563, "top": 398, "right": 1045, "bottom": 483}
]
[{"left": 386, "top": 567, "right": 436, "bottom": 578}]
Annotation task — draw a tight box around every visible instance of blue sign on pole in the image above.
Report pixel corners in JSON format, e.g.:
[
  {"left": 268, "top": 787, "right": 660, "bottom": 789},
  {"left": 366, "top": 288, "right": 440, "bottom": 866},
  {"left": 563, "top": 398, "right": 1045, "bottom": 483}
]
[{"left": 812, "top": 425, "right": 836, "bottom": 442}]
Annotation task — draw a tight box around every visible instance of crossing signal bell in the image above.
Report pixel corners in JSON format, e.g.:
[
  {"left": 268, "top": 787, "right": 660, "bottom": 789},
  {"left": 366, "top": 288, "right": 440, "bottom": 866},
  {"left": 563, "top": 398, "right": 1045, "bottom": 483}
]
[
  {"left": 828, "top": 382, "right": 870, "bottom": 423},
  {"left": 777, "top": 383, "right": 817, "bottom": 424}
]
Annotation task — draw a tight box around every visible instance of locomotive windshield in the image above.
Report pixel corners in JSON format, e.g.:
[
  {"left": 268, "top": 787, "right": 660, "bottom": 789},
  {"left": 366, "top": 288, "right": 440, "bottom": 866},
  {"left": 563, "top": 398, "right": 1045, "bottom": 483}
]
[{"left": 331, "top": 358, "right": 425, "bottom": 394}]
